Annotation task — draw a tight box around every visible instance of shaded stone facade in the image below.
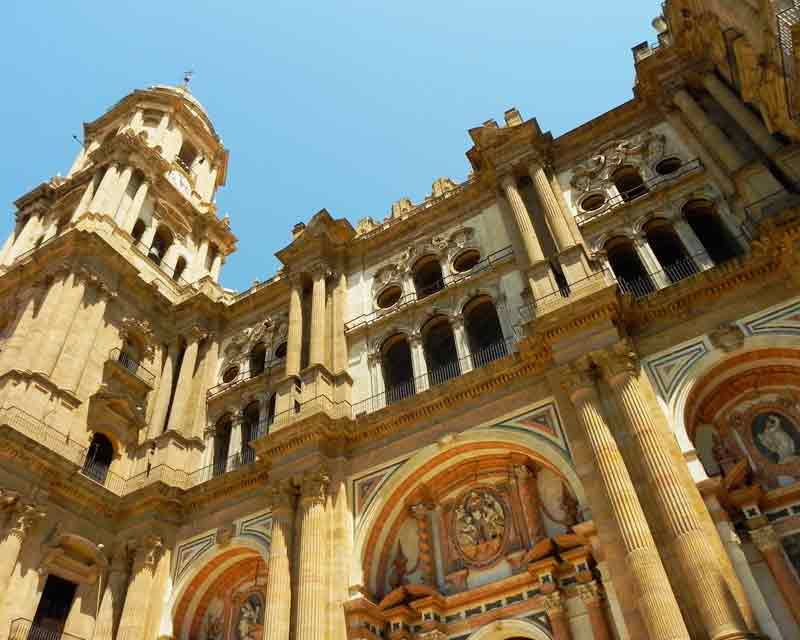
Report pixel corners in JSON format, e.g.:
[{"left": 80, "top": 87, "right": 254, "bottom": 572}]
[{"left": 1, "top": 2, "right": 800, "bottom": 638}]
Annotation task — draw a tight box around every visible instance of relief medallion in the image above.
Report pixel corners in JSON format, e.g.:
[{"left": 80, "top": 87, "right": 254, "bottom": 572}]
[{"left": 451, "top": 487, "right": 508, "bottom": 567}]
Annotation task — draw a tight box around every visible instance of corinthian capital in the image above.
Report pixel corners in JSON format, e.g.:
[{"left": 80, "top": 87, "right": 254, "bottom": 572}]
[
  {"left": 576, "top": 580, "right": 604, "bottom": 606},
  {"left": 560, "top": 356, "right": 597, "bottom": 404},
  {"left": 595, "top": 340, "right": 639, "bottom": 384},
  {"left": 266, "top": 479, "right": 297, "bottom": 516},
  {"left": 8, "top": 502, "right": 47, "bottom": 540},
  {"left": 750, "top": 525, "right": 781, "bottom": 553},
  {"left": 542, "top": 591, "right": 565, "bottom": 614},
  {"left": 300, "top": 470, "right": 330, "bottom": 506}
]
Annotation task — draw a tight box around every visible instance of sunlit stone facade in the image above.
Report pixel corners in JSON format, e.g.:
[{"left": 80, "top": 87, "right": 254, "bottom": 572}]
[{"left": 2, "top": 2, "right": 800, "bottom": 638}]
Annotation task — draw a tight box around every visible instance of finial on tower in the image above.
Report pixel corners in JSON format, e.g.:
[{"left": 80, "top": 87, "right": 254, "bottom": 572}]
[{"left": 182, "top": 70, "right": 195, "bottom": 90}]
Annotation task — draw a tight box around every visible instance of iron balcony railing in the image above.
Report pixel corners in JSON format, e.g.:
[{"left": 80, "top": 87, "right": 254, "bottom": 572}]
[
  {"left": 519, "top": 269, "right": 616, "bottom": 323},
  {"left": 109, "top": 348, "right": 155, "bottom": 386},
  {"left": 207, "top": 357, "right": 286, "bottom": 399},
  {"left": 351, "top": 336, "right": 517, "bottom": 417},
  {"left": 345, "top": 245, "right": 514, "bottom": 333},
  {"left": 187, "top": 448, "right": 259, "bottom": 486},
  {"left": 9, "top": 619, "right": 85, "bottom": 640},
  {"left": 575, "top": 159, "right": 703, "bottom": 226}
]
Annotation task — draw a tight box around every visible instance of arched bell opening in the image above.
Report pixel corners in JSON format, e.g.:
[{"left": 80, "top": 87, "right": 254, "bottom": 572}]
[
  {"left": 149, "top": 225, "right": 174, "bottom": 266},
  {"left": 605, "top": 236, "right": 654, "bottom": 296},
  {"left": 381, "top": 334, "right": 415, "bottom": 404},
  {"left": 643, "top": 219, "right": 695, "bottom": 283},
  {"left": 213, "top": 414, "right": 233, "bottom": 477},
  {"left": 464, "top": 296, "right": 507, "bottom": 368},
  {"left": 682, "top": 199, "right": 742, "bottom": 264},
  {"left": 422, "top": 316, "right": 460, "bottom": 386},
  {"left": 249, "top": 342, "right": 267, "bottom": 377},
  {"left": 173, "top": 255, "right": 188, "bottom": 282},
  {"left": 82, "top": 432, "right": 115, "bottom": 485},
  {"left": 612, "top": 164, "right": 649, "bottom": 202}
]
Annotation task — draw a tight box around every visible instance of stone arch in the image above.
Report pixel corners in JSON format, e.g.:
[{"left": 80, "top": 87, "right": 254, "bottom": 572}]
[
  {"left": 468, "top": 618, "right": 553, "bottom": 640},
  {"left": 589, "top": 227, "right": 636, "bottom": 255},
  {"left": 168, "top": 539, "right": 267, "bottom": 640},
  {"left": 352, "top": 426, "right": 585, "bottom": 595}
]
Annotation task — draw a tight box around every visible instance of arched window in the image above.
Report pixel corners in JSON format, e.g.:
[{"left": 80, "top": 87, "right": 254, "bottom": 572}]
[
  {"left": 612, "top": 165, "right": 649, "bottom": 202},
  {"left": 177, "top": 140, "right": 199, "bottom": 172},
  {"left": 213, "top": 415, "right": 233, "bottom": 477},
  {"left": 464, "top": 297, "right": 507, "bottom": 368},
  {"left": 274, "top": 341, "right": 287, "bottom": 360},
  {"left": 148, "top": 226, "right": 174, "bottom": 266},
  {"left": 643, "top": 219, "right": 696, "bottom": 283},
  {"left": 381, "top": 334, "right": 415, "bottom": 404},
  {"left": 682, "top": 199, "right": 742, "bottom": 264},
  {"left": 605, "top": 236, "right": 654, "bottom": 297},
  {"left": 241, "top": 402, "right": 260, "bottom": 464},
  {"left": 131, "top": 219, "right": 146, "bottom": 243},
  {"left": 82, "top": 433, "right": 114, "bottom": 485},
  {"left": 173, "top": 256, "right": 187, "bottom": 282},
  {"left": 423, "top": 316, "right": 461, "bottom": 386},
  {"left": 250, "top": 343, "right": 267, "bottom": 377},
  {"left": 413, "top": 256, "right": 445, "bottom": 299}
]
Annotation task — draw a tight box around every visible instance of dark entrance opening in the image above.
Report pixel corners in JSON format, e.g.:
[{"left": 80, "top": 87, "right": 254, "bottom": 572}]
[{"left": 32, "top": 574, "right": 77, "bottom": 636}]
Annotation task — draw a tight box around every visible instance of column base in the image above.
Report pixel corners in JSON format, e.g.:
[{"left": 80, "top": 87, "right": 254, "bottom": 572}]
[
  {"left": 528, "top": 260, "right": 557, "bottom": 300},
  {"left": 555, "top": 244, "right": 592, "bottom": 284}
]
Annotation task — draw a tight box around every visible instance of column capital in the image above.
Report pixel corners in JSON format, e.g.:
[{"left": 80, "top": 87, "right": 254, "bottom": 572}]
[
  {"left": 750, "top": 525, "right": 781, "bottom": 553},
  {"left": 130, "top": 534, "right": 163, "bottom": 569},
  {"left": 287, "top": 271, "right": 304, "bottom": 288},
  {"left": 6, "top": 502, "right": 47, "bottom": 541},
  {"left": 187, "top": 325, "right": 210, "bottom": 343},
  {"left": 595, "top": 341, "right": 639, "bottom": 385},
  {"left": 266, "top": 479, "right": 297, "bottom": 516},
  {"left": 560, "top": 357, "right": 598, "bottom": 404},
  {"left": 299, "top": 470, "right": 330, "bottom": 507},
  {"left": 498, "top": 173, "right": 518, "bottom": 191},
  {"left": 576, "top": 580, "right": 605, "bottom": 607},
  {"left": 310, "top": 262, "right": 331, "bottom": 280},
  {"left": 542, "top": 590, "right": 566, "bottom": 615}
]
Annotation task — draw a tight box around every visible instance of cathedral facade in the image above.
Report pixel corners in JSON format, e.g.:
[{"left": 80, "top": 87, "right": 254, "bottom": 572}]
[{"left": 2, "top": 1, "right": 800, "bottom": 639}]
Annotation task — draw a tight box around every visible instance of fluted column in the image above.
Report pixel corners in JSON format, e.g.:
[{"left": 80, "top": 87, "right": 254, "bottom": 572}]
[
  {"left": 0, "top": 500, "right": 45, "bottom": 598},
  {"left": 89, "top": 163, "right": 121, "bottom": 213},
  {"left": 296, "top": 470, "right": 330, "bottom": 640},
  {"left": 597, "top": 343, "right": 749, "bottom": 640},
  {"left": 309, "top": 265, "right": 328, "bottom": 368},
  {"left": 92, "top": 547, "right": 129, "bottom": 640},
  {"left": 577, "top": 582, "right": 613, "bottom": 640},
  {"left": 751, "top": 525, "right": 800, "bottom": 625},
  {"left": 332, "top": 269, "right": 348, "bottom": 373},
  {"left": 149, "top": 341, "right": 178, "bottom": 437},
  {"left": 72, "top": 172, "right": 101, "bottom": 222},
  {"left": 122, "top": 180, "right": 150, "bottom": 232},
  {"left": 263, "top": 481, "right": 296, "bottom": 640},
  {"left": 562, "top": 359, "right": 689, "bottom": 640},
  {"left": 109, "top": 166, "right": 134, "bottom": 221},
  {"left": 329, "top": 464, "right": 353, "bottom": 640},
  {"left": 116, "top": 536, "right": 162, "bottom": 640},
  {"left": 499, "top": 174, "right": 554, "bottom": 298},
  {"left": 702, "top": 73, "right": 781, "bottom": 157},
  {"left": 528, "top": 161, "right": 574, "bottom": 252},
  {"left": 543, "top": 592, "right": 573, "bottom": 640},
  {"left": 53, "top": 279, "right": 116, "bottom": 392},
  {"left": 165, "top": 327, "right": 206, "bottom": 433},
  {"left": 286, "top": 275, "right": 303, "bottom": 377},
  {"left": 673, "top": 88, "right": 747, "bottom": 172}
]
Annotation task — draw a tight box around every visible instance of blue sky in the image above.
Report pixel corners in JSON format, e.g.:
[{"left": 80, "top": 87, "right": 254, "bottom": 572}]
[{"left": 1, "top": 1, "right": 661, "bottom": 291}]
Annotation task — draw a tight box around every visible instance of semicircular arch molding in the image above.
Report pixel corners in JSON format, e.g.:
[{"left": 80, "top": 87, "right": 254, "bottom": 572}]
[{"left": 468, "top": 618, "right": 553, "bottom": 640}]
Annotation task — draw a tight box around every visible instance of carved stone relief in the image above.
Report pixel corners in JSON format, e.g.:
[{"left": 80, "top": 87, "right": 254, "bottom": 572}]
[{"left": 451, "top": 487, "right": 508, "bottom": 568}]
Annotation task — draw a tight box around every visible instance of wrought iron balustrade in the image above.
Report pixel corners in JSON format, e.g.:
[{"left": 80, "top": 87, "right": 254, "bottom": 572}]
[
  {"left": 109, "top": 348, "right": 155, "bottom": 385},
  {"left": 344, "top": 245, "right": 514, "bottom": 332},
  {"left": 9, "top": 618, "right": 85, "bottom": 640},
  {"left": 575, "top": 159, "right": 703, "bottom": 225}
]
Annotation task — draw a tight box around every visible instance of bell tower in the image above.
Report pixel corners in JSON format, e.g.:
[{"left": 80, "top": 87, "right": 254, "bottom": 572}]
[{"left": 1, "top": 84, "right": 236, "bottom": 285}]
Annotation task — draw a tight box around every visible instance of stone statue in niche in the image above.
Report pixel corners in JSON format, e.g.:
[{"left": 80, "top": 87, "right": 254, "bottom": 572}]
[
  {"left": 235, "top": 593, "right": 264, "bottom": 640},
  {"left": 752, "top": 412, "right": 800, "bottom": 465},
  {"left": 452, "top": 488, "right": 507, "bottom": 567}
]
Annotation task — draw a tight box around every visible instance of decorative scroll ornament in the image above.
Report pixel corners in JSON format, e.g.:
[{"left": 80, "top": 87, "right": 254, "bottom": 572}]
[
  {"left": 119, "top": 317, "right": 156, "bottom": 359},
  {"left": 451, "top": 487, "right": 508, "bottom": 567}
]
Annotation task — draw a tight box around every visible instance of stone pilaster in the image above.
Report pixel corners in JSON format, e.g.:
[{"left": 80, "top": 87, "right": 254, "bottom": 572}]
[
  {"left": 562, "top": 359, "right": 689, "bottom": 640},
  {"left": 93, "top": 546, "right": 130, "bottom": 640},
  {"left": 329, "top": 465, "right": 352, "bottom": 640},
  {"left": 0, "top": 500, "right": 45, "bottom": 597},
  {"left": 295, "top": 470, "right": 330, "bottom": 640},
  {"left": 122, "top": 180, "right": 150, "bottom": 232},
  {"left": 149, "top": 341, "right": 178, "bottom": 437},
  {"left": 410, "top": 504, "right": 435, "bottom": 586},
  {"left": 89, "top": 163, "right": 121, "bottom": 214},
  {"left": 165, "top": 326, "right": 206, "bottom": 433},
  {"left": 672, "top": 88, "right": 746, "bottom": 172},
  {"left": 34, "top": 268, "right": 87, "bottom": 376},
  {"left": 751, "top": 525, "right": 800, "bottom": 625},
  {"left": 309, "top": 264, "right": 328, "bottom": 368},
  {"left": 527, "top": 160, "right": 574, "bottom": 253},
  {"left": 264, "top": 481, "right": 296, "bottom": 640},
  {"left": 514, "top": 464, "right": 544, "bottom": 545},
  {"left": 543, "top": 591, "right": 572, "bottom": 640},
  {"left": 577, "top": 581, "right": 613, "bottom": 640},
  {"left": 332, "top": 269, "right": 348, "bottom": 373},
  {"left": 116, "top": 535, "right": 162, "bottom": 640},
  {"left": 597, "top": 343, "right": 750, "bottom": 640},
  {"left": 285, "top": 274, "right": 303, "bottom": 377},
  {"left": 0, "top": 283, "right": 46, "bottom": 372}
]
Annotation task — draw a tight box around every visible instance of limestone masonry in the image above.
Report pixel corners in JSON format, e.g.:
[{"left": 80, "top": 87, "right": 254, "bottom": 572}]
[{"left": 2, "top": 1, "right": 800, "bottom": 639}]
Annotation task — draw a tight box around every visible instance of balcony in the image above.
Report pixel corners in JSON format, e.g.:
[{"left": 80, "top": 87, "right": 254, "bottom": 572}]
[
  {"left": 345, "top": 245, "right": 514, "bottom": 333},
  {"left": 9, "top": 619, "right": 84, "bottom": 640},
  {"left": 108, "top": 348, "right": 155, "bottom": 386},
  {"left": 575, "top": 159, "right": 703, "bottom": 226},
  {"left": 520, "top": 269, "right": 616, "bottom": 323}
]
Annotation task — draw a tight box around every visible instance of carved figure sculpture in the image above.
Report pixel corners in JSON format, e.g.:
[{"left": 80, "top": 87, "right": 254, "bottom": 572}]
[{"left": 452, "top": 488, "right": 506, "bottom": 566}]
